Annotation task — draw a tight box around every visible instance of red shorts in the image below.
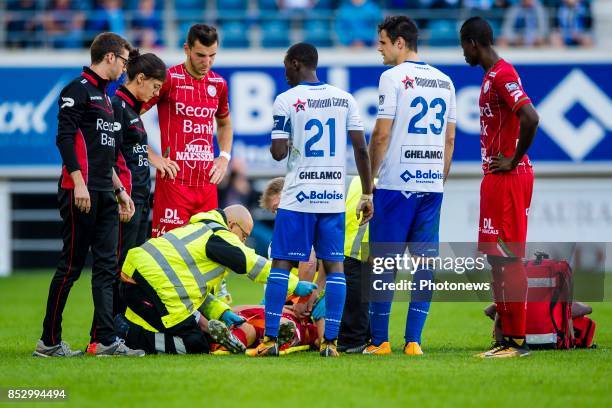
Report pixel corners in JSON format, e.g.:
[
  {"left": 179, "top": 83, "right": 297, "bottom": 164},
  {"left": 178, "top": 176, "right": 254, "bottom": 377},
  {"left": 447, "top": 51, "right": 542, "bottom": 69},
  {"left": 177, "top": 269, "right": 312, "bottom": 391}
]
[
  {"left": 478, "top": 171, "right": 534, "bottom": 258},
  {"left": 151, "top": 178, "right": 218, "bottom": 237}
]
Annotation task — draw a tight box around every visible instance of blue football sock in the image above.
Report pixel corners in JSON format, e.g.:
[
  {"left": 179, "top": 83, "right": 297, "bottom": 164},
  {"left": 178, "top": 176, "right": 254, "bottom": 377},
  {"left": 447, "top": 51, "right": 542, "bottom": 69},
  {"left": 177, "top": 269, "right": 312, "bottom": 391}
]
[
  {"left": 264, "top": 267, "right": 290, "bottom": 338},
  {"left": 405, "top": 268, "right": 434, "bottom": 344},
  {"left": 323, "top": 272, "right": 346, "bottom": 341},
  {"left": 369, "top": 301, "right": 392, "bottom": 345}
]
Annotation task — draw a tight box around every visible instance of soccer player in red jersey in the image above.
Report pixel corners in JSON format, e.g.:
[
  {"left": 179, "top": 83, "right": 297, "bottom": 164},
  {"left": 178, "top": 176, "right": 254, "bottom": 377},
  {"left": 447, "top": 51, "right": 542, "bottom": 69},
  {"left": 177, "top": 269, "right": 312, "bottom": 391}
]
[
  {"left": 143, "top": 24, "right": 233, "bottom": 237},
  {"left": 460, "top": 17, "right": 540, "bottom": 358}
]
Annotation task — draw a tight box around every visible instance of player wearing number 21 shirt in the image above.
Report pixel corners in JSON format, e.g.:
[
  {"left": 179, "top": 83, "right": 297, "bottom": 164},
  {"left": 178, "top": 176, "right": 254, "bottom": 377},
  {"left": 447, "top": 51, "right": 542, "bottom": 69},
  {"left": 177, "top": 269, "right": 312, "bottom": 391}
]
[
  {"left": 248, "top": 43, "right": 373, "bottom": 358},
  {"left": 460, "top": 16, "right": 540, "bottom": 358}
]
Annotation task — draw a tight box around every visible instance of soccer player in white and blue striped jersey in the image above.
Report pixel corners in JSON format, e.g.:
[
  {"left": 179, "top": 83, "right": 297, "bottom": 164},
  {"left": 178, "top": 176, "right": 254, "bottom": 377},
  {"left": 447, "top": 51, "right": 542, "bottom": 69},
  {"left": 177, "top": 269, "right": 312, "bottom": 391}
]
[
  {"left": 365, "top": 16, "right": 456, "bottom": 355},
  {"left": 248, "top": 43, "right": 373, "bottom": 357}
]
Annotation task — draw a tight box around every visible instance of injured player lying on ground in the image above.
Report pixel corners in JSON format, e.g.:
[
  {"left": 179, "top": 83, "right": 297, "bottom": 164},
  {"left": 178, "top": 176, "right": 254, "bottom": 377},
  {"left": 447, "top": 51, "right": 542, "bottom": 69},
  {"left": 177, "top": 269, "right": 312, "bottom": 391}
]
[{"left": 205, "top": 304, "right": 324, "bottom": 356}]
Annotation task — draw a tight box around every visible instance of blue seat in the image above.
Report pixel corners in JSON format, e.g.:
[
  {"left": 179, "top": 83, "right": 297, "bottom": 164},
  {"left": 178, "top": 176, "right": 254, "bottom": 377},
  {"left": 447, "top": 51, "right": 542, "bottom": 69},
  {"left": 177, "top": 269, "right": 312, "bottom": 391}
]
[
  {"left": 220, "top": 20, "right": 250, "bottom": 48},
  {"left": 216, "top": 0, "right": 249, "bottom": 12},
  {"left": 427, "top": 20, "right": 458, "bottom": 47},
  {"left": 257, "top": 0, "right": 278, "bottom": 11},
  {"left": 175, "top": 0, "right": 206, "bottom": 10},
  {"left": 260, "top": 19, "right": 290, "bottom": 48},
  {"left": 303, "top": 19, "right": 333, "bottom": 48},
  {"left": 316, "top": 0, "right": 334, "bottom": 9}
]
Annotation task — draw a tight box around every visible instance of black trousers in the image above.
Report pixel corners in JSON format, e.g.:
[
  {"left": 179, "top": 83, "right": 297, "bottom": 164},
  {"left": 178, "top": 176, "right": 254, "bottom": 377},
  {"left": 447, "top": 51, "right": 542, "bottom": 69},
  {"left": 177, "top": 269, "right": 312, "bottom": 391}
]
[
  {"left": 119, "top": 281, "right": 210, "bottom": 354},
  {"left": 114, "top": 200, "right": 150, "bottom": 315},
  {"left": 338, "top": 257, "right": 370, "bottom": 347},
  {"left": 41, "top": 188, "right": 118, "bottom": 346}
]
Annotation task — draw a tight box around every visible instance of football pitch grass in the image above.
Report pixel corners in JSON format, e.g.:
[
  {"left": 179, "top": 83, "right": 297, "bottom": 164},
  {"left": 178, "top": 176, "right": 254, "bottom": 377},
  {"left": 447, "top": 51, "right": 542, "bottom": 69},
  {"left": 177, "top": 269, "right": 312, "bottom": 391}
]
[{"left": 0, "top": 270, "right": 610, "bottom": 407}]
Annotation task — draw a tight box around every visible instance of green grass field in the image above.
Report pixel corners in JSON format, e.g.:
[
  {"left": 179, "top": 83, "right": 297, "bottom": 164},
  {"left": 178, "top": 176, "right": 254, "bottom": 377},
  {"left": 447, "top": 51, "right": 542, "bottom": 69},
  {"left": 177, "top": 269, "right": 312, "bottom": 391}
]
[{"left": 0, "top": 270, "right": 610, "bottom": 408}]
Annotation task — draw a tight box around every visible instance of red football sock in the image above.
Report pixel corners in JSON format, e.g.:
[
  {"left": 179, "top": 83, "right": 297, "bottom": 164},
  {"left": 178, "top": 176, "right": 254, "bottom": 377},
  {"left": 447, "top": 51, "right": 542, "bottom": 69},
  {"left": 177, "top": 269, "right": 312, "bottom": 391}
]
[{"left": 499, "top": 260, "right": 528, "bottom": 338}]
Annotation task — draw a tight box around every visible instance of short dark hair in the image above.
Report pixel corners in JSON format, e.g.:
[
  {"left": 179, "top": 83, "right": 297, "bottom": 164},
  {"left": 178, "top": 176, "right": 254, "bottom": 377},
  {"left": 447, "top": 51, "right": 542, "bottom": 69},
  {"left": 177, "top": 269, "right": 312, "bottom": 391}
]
[
  {"left": 126, "top": 49, "right": 166, "bottom": 82},
  {"left": 90, "top": 32, "right": 131, "bottom": 64},
  {"left": 460, "top": 17, "right": 494, "bottom": 46},
  {"left": 187, "top": 24, "right": 219, "bottom": 47},
  {"left": 378, "top": 16, "right": 419, "bottom": 52},
  {"left": 286, "top": 43, "right": 318, "bottom": 69}
]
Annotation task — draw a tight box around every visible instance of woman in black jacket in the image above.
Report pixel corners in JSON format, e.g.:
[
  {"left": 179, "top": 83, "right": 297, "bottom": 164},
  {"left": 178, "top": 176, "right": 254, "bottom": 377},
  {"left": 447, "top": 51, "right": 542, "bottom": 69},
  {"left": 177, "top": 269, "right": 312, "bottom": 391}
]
[{"left": 112, "top": 49, "right": 166, "bottom": 315}]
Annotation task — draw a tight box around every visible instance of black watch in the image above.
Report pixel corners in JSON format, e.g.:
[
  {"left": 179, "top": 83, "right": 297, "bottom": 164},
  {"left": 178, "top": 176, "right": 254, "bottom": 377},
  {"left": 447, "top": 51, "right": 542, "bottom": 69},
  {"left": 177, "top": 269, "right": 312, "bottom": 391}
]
[{"left": 114, "top": 186, "right": 126, "bottom": 195}]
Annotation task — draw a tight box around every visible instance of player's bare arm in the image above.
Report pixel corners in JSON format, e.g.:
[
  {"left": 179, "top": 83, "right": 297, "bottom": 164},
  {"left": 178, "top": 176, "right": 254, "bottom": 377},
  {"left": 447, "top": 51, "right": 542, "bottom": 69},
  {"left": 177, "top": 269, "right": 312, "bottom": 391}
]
[
  {"left": 147, "top": 144, "right": 179, "bottom": 179},
  {"left": 443, "top": 122, "right": 456, "bottom": 183},
  {"left": 293, "top": 251, "right": 318, "bottom": 319},
  {"left": 368, "top": 117, "right": 393, "bottom": 185},
  {"left": 71, "top": 170, "right": 90, "bottom": 213},
  {"left": 111, "top": 167, "right": 135, "bottom": 223},
  {"left": 270, "top": 138, "right": 289, "bottom": 161},
  {"left": 490, "top": 104, "right": 539, "bottom": 173},
  {"left": 350, "top": 129, "right": 374, "bottom": 225},
  {"left": 209, "top": 115, "right": 233, "bottom": 184}
]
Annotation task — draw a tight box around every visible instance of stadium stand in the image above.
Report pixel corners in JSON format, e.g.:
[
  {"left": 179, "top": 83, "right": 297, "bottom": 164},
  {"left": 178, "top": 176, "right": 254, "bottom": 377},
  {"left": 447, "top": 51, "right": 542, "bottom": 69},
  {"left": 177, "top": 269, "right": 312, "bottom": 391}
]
[{"left": 0, "top": 0, "right": 598, "bottom": 49}]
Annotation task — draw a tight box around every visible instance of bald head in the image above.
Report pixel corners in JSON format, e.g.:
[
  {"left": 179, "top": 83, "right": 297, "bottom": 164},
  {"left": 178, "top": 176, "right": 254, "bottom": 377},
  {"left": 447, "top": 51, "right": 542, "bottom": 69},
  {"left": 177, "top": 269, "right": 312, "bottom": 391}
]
[{"left": 224, "top": 204, "right": 253, "bottom": 242}]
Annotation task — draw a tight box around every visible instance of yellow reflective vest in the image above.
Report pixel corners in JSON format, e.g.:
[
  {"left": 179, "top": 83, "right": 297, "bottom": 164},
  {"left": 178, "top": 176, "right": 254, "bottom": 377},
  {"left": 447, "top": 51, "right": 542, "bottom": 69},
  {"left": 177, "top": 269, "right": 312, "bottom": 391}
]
[
  {"left": 122, "top": 209, "right": 299, "bottom": 331},
  {"left": 344, "top": 176, "right": 370, "bottom": 261}
]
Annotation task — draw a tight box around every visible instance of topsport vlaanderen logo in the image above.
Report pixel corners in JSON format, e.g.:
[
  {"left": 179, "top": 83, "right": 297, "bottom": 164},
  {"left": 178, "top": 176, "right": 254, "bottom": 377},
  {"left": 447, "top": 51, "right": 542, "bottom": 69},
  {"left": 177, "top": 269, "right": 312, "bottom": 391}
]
[{"left": 400, "top": 169, "right": 444, "bottom": 184}]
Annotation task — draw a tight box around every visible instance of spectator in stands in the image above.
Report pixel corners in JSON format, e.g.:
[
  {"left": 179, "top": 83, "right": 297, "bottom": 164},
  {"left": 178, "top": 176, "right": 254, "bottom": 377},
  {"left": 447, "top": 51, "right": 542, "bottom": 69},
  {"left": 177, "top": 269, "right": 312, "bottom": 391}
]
[
  {"left": 463, "top": 0, "right": 510, "bottom": 11},
  {"left": 42, "top": 0, "right": 86, "bottom": 49},
  {"left": 335, "top": 0, "right": 382, "bottom": 48},
  {"left": 498, "top": 0, "right": 549, "bottom": 47},
  {"left": 550, "top": 0, "right": 593, "bottom": 47},
  {"left": 89, "top": 0, "right": 127, "bottom": 37},
  {"left": 5, "top": 0, "right": 42, "bottom": 48},
  {"left": 131, "top": 0, "right": 163, "bottom": 48},
  {"left": 277, "top": 0, "right": 317, "bottom": 13},
  {"left": 218, "top": 159, "right": 257, "bottom": 208},
  {"left": 462, "top": 0, "right": 510, "bottom": 36}
]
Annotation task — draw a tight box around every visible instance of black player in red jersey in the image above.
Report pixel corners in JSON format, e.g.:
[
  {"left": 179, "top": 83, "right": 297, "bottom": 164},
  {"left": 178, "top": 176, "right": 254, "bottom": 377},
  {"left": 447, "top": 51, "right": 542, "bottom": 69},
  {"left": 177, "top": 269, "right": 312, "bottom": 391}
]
[{"left": 460, "top": 17, "right": 540, "bottom": 359}]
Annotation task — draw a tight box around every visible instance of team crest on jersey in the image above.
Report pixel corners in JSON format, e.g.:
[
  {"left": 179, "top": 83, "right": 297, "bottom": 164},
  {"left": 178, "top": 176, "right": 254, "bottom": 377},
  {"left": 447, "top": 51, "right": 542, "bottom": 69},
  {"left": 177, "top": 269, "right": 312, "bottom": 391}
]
[
  {"left": 402, "top": 75, "right": 415, "bottom": 89},
  {"left": 293, "top": 99, "right": 306, "bottom": 112},
  {"left": 207, "top": 85, "right": 217, "bottom": 97},
  {"left": 484, "top": 80, "right": 491, "bottom": 93},
  {"left": 505, "top": 82, "right": 520, "bottom": 92},
  {"left": 379, "top": 95, "right": 385, "bottom": 105}
]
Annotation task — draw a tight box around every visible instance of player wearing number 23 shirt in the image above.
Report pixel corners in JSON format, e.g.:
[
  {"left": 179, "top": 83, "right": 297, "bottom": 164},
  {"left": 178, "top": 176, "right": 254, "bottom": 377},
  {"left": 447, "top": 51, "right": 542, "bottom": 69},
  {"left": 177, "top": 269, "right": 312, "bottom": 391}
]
[{"left": 366, "top": 16, "right": 456, "bottom": 356}]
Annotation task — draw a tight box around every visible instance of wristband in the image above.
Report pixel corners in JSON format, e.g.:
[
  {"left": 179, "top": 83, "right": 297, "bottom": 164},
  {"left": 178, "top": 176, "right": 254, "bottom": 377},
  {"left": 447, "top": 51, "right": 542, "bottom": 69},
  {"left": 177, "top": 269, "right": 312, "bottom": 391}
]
[
  {"left": 360, "top": 194, "right": 373, "bottom": 201},
  {"left": 219, "top": 151, "right": 231, "bottom": 160},
  {"left": 114, "top": 186, "right": 126, "bottom": 195}
]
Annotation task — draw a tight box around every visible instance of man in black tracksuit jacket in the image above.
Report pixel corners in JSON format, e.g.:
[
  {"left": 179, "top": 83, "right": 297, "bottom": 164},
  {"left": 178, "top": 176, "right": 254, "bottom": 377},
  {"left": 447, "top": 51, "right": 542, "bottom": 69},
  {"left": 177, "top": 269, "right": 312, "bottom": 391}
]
[
  {"left": 112, "top": 85, "right": 151, "bottom": 315},
  {"left": 34, "top": 33, "right": 143, "bottom": 358}
]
